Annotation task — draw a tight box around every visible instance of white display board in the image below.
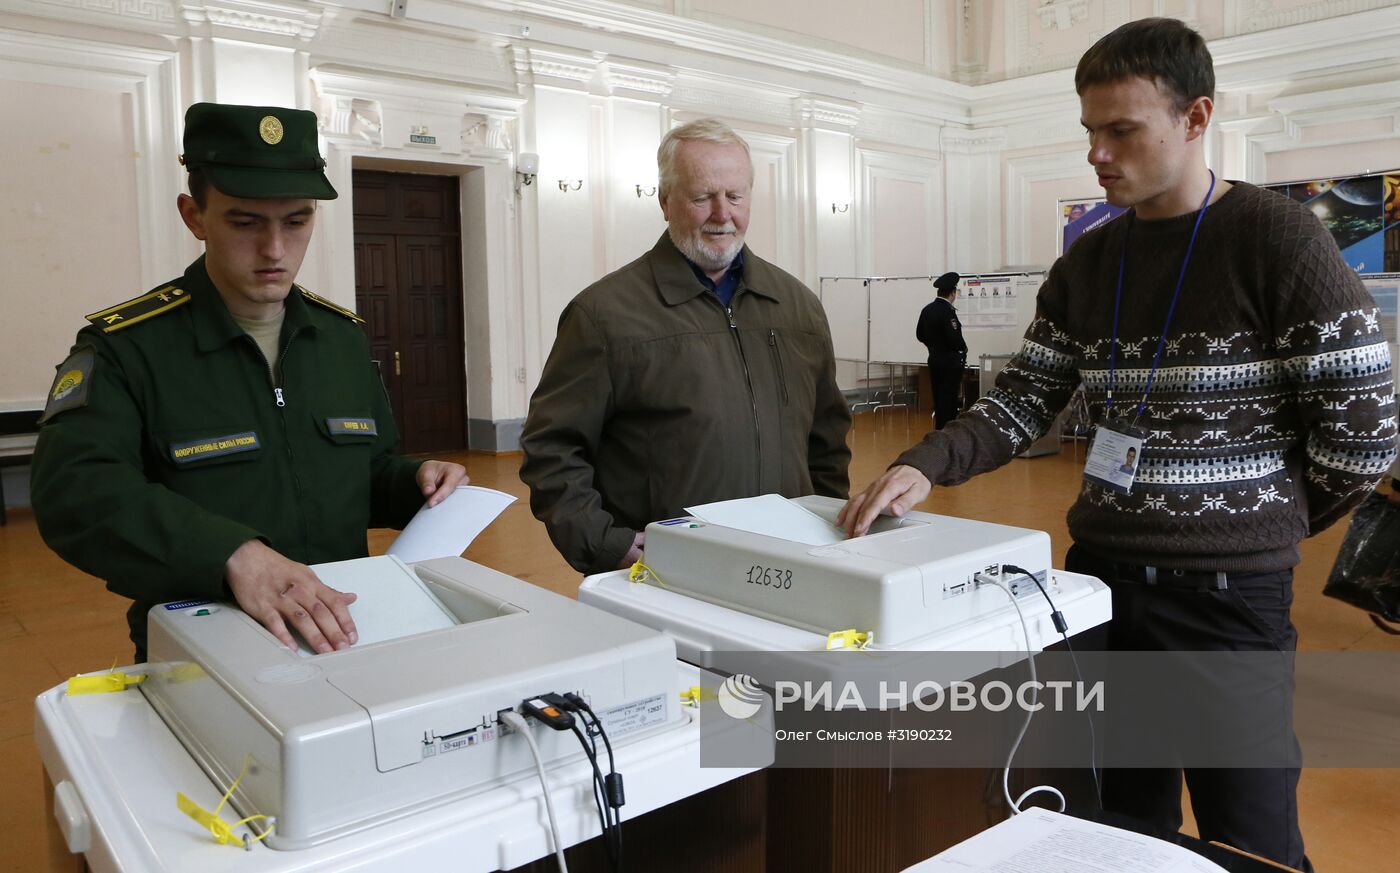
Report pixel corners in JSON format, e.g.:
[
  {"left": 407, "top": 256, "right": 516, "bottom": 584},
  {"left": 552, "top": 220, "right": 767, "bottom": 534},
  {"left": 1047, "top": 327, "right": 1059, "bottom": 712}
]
[
  {"left": 819, "top": 277, "right": 871, "bottom": 362},
  {"left": 868, "top": 274, "right": 1044, "bottom": 365},
  {"left": 821, "top": 273, "right": 1045, "bottom": 367}
]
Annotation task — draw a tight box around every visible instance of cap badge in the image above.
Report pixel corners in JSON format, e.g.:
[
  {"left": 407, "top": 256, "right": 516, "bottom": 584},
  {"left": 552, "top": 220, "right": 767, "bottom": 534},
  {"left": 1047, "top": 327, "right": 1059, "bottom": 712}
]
[{"left": 259, "top": 115, "right": 284, "bottom": 145}]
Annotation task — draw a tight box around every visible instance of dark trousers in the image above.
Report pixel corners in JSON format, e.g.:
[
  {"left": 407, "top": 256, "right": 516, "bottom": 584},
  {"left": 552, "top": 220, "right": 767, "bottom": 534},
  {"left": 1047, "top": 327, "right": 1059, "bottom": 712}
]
[
  {"left": 929, "top": 359, "right": 962, "bottom": 430},
  {"left": 1066, "top": 544, "right": 1312, "bottom": 872}
]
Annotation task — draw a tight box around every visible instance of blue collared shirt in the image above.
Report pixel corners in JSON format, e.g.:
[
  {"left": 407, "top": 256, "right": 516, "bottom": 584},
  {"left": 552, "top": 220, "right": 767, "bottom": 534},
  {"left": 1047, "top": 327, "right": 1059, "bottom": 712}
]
[{"left": 685, "top": 250, "right": 745, "bottom": 307}]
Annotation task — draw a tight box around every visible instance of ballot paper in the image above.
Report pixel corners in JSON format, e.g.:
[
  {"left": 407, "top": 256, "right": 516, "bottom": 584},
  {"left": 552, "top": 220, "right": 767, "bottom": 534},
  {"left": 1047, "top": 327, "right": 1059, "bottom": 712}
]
[
  {"left": 686, "top": 494, "right": 847, "bottom": 546},
  {"left": 301, "top": 555, "right": 458, "bottom": 657},
  {"left": 901, "top": 808, "right": 1227, "bottom": 873},
  {"left": 386, "top": 485, "right": 516, "bottom": 563}
]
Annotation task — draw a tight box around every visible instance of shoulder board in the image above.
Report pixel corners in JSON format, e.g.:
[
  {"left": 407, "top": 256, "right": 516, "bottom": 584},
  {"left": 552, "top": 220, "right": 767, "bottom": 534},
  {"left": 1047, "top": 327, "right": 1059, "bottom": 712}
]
[
  {"left": 85, "top": 285, "right": 191, "bottom": 333},
  {"left": 298, "top": 287, "right": 365, "bottom": 324}
]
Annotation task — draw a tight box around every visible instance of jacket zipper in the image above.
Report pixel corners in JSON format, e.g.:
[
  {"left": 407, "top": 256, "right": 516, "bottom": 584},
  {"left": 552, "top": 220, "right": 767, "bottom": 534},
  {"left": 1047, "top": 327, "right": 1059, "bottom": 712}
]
[
  {"left": 724, "top": 304, "right": 763, "bottom": 478},
  {"left": 768, "top": 329, "right": 789, "bottom": 406},
  {"left": 248, "top": 327, "right": 311, "bottom": 559}
]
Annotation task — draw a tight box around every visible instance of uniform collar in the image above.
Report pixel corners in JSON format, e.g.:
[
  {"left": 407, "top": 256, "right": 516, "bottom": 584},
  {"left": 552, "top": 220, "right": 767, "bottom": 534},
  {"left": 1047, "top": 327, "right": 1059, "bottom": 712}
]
[
  {"left": 650, "top": 233, "right": 780, "bottom": 307},
  {"left": 187, "top": 256, "right": 317, "bottom": 353}
]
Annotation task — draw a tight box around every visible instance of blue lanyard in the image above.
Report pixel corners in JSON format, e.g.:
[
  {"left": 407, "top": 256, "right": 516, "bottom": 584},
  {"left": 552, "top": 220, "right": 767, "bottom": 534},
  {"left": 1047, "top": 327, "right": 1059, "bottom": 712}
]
[{"left": 1106, "top": 171, "right": 1217, "bottom": 422}]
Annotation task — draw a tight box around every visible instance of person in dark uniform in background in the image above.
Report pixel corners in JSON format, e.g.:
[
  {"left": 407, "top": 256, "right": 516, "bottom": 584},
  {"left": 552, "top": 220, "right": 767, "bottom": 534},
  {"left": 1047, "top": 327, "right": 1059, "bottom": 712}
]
[
  {"left": 916, "top": 271, "right": 967, "bottom": 430},
  {"left": 30, "top": 102, "right": 468, "bottom": 661}
]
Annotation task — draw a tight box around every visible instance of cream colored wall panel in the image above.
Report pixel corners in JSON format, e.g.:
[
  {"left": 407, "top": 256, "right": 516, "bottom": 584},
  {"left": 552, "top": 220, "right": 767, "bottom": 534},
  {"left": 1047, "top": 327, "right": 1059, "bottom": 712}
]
[
  {"left": 1, "top": 80, "right": 143, "bottom": 407},
  {"left": 872, "top": 176, "right": 933, "bottom": 276},
  {"left": 1299, "top": 116, "right": 1394, "bottom": 145},
  {"left": 811, "top": 128, "right": 857, "bottom": 281},
  {"left": 208, "top": 39, "right": 295, "bottom": 105},
  {"left": 534, "top": 87, "right": 598, "bottom": 353},
  {"left": 1003, "top": 148, "right": 1097, "bottom": 267},
  {"left": 605, "top": 100, "right": 667, "bottom": 271},
  {"left": 856, "top": 148, "right": 943, "bottom": 278},
  {"left": 740, "top": 130, "right": 800, "bottom": 279},
  {"left": 1265, "top": 139, "right": 1400, "bottom": 184},
  {"left": 690, "top": 0, "right": 928, "bottom": 66}
]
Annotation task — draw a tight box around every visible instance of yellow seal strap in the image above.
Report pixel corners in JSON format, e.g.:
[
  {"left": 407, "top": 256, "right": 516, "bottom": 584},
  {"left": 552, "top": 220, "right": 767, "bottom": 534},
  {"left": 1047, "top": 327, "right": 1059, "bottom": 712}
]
[
  {"left": 628, "top": 559, "right": 667, "bottom": 588},
  {"left": 177, "top": 755, "right": 273, "bottom": 848},
  {"left": 66, "top": 670, "right": 145, "bottom": 695},
  {"left": 825, "top": 629, "right": 874, "bottom": 651},
  {"left": 679, "top": 685, "right": 715, "bottom": 707}
]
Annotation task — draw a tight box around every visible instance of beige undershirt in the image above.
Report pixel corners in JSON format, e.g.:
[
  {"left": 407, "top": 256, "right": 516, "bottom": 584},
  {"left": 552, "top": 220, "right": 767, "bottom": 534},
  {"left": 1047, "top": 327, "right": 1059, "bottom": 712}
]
[{"left": 232, "top": 310, "right": 287, "bottom": 381}]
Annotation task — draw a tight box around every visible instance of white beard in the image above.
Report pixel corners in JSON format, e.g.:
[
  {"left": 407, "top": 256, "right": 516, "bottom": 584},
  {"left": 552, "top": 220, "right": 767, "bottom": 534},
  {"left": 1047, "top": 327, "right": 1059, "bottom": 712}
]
[{"left": 669, "top": 222, "right": 744, "bottom": 273}]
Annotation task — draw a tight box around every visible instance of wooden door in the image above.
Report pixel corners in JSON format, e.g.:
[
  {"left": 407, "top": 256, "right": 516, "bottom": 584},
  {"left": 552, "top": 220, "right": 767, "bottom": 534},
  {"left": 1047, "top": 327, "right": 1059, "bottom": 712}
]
[{"left": 352, "top": 171, "right": 466, "bottom": 454}]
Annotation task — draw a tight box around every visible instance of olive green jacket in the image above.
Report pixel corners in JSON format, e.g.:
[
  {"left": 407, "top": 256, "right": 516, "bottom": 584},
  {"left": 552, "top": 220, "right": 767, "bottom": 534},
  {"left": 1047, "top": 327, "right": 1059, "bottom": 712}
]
[
  {"left": 31, "top": 258, "right": 424, "bottom": 656},
  {"left": 520, "top": 234, "right": 852, "bottom": 574}
]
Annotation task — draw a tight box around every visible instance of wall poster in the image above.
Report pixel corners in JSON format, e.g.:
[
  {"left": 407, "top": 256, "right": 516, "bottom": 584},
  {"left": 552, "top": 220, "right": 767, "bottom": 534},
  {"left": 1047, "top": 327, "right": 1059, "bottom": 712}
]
[{"left": 1264, "top": 171, "right": 1400, "bottom": 274}]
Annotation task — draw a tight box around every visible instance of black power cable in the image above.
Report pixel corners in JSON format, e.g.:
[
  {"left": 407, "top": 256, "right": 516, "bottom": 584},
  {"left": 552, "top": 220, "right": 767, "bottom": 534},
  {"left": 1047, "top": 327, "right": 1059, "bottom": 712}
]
[
  {"left": 1001, "top": 564, "right": 1103, "bottom": 813},
  {"left": 548, "top": 693, "right": 625, "bottom": 871}
]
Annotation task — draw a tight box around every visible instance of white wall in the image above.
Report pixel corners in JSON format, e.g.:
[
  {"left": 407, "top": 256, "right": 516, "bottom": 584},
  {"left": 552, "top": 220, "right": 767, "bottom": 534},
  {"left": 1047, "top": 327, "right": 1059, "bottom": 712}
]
[
  {"left": 0, "top": 80, "right": 142, "bottom": 406},
  {"left": 2, "top": 0, "right": 1399, "bottom": 453}
]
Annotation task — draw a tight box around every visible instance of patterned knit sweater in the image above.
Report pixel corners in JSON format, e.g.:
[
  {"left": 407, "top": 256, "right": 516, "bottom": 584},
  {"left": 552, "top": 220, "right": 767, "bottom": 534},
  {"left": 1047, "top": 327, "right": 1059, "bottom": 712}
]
[{"left": 896, "top": 182, "right": 1397, "bottom": 573}]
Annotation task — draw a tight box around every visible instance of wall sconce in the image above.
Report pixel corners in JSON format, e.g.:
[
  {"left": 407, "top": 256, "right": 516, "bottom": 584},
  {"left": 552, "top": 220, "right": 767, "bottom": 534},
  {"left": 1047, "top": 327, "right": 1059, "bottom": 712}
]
[
  {"left": 558, "top": 179, "right": 583, "bottom": 192},
  {"left": 514, "top": 152, "right": 538, "bottom": 193},
  {"left": 635, "top": 184, "right": 657, "bottom": 198},
  {"left": 831, "top": 202, "right": 850, "bottom": 214}
]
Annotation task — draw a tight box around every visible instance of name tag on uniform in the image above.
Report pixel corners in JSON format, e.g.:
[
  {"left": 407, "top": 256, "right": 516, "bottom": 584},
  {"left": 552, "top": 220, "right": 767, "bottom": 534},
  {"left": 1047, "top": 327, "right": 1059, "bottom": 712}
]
[
  {"left": 1084, "top": 418, "right": 1146, "bottom": 495},
  {"left": 326, "top": 417, "right": 378, "bottom": 436},
  {"left": 170, "top": 431, "right": 261, "bottom": 463}
]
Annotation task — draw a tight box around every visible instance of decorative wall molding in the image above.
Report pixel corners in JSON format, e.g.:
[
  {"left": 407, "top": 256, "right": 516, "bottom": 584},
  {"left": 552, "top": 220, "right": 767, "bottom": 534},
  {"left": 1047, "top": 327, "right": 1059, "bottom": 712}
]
[
  {"left": 311, "top": 64, "right": 523, "bottom": 159},
  {"left": 1233, "top": 0, "right": 1399, "bottom": 36},
  {"left": 19, "top": 0, "right": 176, "bottom": 30},
  {"left": 670, "top": 74, "right": 801, "bottom": 125},
  {"left": 856, "top": 109, "right": 946, "bottom": 154},
  {"left": 953, "top": 0, "right": 991, "bottom": 84},
  {"left": 522, "top": 46, "right": 598, "bottom": 89},
  {"left": 1152, "top": 0, "right": 1198, "bottom": 29},
  {"left": 601, "top": 59, "right": 674, "bottom": 97},
  {"left": 941, "top": 126, "right": 1008, "bottom": 154},
  {"left": 1009, "top": 0, "right": 1131, "bottom": 78},
  {"left": 180, "top": 0, "right": 321, "bottom": 41},
  {"left": 798, "top": 97, "right": 861, "bottom": 130},
  {"left": 319, "top": 93, "right": 382, "bottom": 145},
  {"left": 1037, "top": 0, "right": 1090, "bottom": 32}
]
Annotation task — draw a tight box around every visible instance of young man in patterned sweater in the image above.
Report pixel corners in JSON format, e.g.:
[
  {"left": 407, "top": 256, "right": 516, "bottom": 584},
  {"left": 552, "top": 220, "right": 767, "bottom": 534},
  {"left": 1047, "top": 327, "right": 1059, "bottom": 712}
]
[{"left": 840, "top": 18, "right": 1395, "bottom": 871}]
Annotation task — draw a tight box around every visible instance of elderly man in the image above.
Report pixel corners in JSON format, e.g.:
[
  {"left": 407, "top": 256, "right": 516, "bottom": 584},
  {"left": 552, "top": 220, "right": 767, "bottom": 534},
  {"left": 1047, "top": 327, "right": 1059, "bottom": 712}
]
[
  {"left": 32, "top": 103, "right": 467, "bottom": 661},
  {"left": 521, "top": 118, "right": 851, "bottom": 574}
]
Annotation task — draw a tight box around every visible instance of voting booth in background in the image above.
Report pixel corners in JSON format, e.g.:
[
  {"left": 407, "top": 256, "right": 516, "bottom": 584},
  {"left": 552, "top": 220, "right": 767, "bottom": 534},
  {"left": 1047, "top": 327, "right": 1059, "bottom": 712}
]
[{"left": 820, "top": 273, "right": 1045, "bottom": 415}]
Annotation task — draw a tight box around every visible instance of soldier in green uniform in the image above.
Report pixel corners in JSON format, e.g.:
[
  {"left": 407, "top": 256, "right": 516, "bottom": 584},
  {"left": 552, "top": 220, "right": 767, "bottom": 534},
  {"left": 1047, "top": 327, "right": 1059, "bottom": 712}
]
[{"left": 31, "top": 103, "right": 468, "bottom": 661}]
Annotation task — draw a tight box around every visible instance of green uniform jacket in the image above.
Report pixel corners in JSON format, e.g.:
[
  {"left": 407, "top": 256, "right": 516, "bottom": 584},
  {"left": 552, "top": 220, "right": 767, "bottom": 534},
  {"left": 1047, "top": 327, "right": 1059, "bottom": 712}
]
[
  {"left": 520, "top": 233, "right": 852, "bottom": 575},
  {"left": 31, "top": 257, "right": 424, "bottom": 657}
]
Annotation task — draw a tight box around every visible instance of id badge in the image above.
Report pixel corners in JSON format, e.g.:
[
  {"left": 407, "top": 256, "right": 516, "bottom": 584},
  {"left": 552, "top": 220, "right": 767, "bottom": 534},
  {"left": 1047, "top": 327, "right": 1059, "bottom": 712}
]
[{"left": 1084, "top": 418, "right": 1147, "bottom": 495}]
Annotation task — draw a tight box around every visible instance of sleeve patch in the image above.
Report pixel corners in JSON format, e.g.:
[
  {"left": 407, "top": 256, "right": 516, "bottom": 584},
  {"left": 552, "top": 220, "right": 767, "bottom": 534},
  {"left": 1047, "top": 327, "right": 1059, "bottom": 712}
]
[{"left": 40, "top": 349, "right": 95, "bottom": 424}]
